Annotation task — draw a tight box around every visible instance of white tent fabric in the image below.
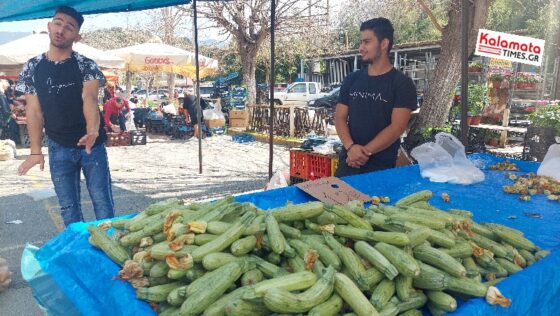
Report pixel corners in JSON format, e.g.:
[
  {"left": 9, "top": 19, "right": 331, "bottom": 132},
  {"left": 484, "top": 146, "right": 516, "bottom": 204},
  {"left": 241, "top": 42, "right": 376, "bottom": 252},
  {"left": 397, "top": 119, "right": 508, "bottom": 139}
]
[
  {"left": 0, "top": 32, "right": 125, "bottom": 70},
  {"left": 108, "top": 42, "right": 218, "bottom": 77}
]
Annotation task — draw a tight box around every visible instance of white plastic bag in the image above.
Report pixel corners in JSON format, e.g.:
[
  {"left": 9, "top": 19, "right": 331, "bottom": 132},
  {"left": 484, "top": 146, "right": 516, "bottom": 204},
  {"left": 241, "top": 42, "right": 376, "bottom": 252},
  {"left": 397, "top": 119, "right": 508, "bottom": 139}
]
[
  {"left": 537, "top": 144, "right": 560, "bottom": 181},
  {"left": 125, "top": 110, "right": 136, "bottom": 131},
  {"left": 410, "top": 132, "right": 485, "bottom": 184},
  {"left": 203, "top": 108, "right": 225, "bottom": 120},
  {"left": 264, "top": 169, "right": 289, "bottom": 190}
]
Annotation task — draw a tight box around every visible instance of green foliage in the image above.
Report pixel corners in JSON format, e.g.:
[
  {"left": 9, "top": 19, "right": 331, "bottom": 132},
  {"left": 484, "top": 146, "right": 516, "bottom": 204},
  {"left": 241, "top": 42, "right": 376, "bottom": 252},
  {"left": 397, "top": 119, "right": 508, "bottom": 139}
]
[
  {"left": 488, "top": 74, "right": 504, "bottom": 82},
  {"left": 528, "top": 104, "right": 560, "bottom": 134},
  {"left": 450, "top": 82, "right": 488, "bottom": 118},
  {"left": 421, "top": 124, "right": 452, "bottom": 138},
  {"left": 487, "top": 0, "right": 550, "bottom": 39},
  {"left": 81, "top": 27, "right": 158, "bottom": 50}
]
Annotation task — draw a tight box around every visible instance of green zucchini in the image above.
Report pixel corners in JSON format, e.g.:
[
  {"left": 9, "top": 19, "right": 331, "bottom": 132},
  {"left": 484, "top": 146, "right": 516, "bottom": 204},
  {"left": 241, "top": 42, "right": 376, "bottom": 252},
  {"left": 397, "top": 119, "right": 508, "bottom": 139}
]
[
  {"left": 374, "top": 242, "right": 419, "bottom": 277},
  {"left": 354, "top": 241, "right": 398, "bottom": 280},
  {"left": 308, "top": 293, "right": 343, "bottom": 316},
  {"left": 369, "top": 279, "right": 395, "bottom": 310},
  {"left": 413, "top": 243, "right": 466, "bottom": 277},
  {"left": 263, "top": 266, "right": 336, "bottom": 313},
  {"left": 334, "top": 272, "right": 379, "bottom": 316},
  {"left": 191, "top": 212, "right": 256, "bottom": 261}
]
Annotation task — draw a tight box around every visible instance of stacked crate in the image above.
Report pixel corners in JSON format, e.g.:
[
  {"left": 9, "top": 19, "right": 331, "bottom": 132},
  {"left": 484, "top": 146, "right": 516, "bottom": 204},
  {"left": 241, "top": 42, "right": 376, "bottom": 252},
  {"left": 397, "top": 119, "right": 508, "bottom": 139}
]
[{"left": 289, "top": 149, "right": 339, "bottom": 184}]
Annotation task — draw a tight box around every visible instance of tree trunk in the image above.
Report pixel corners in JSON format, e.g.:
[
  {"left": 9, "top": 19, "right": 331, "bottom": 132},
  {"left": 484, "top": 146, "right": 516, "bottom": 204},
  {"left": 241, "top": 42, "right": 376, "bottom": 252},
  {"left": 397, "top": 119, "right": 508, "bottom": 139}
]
[
  {"left": 167, "top": 75, "right": 175, "bottom": 99},
  {"left": 410, "top": 0, "right": 493, "bottom": 131},
  {"left": 239, "top": 43, "right": 258, "bottom": 105}
]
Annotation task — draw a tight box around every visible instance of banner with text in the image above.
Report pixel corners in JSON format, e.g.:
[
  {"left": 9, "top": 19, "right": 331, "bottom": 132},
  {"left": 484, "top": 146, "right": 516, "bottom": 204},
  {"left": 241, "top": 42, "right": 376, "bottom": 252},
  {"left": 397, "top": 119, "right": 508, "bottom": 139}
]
[{"left": 475, "top": 29, "right": 545, "bottom": 66}]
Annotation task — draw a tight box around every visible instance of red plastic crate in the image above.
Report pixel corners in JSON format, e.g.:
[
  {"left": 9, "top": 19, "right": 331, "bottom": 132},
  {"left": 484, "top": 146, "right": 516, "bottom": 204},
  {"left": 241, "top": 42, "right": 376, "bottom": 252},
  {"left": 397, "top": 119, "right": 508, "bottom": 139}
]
[
  {"left": 289, "top": 150, "right": 310, "bottom": 179},
  {"left": 308, "top": 153, "right": 333, "bottom": 179}
]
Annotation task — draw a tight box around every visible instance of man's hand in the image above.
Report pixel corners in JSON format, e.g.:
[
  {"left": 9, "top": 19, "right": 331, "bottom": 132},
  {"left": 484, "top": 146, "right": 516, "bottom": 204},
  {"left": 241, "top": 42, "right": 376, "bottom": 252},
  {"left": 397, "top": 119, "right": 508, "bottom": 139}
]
[
  {"left": 18, "top": 154, "right": 44, "bottom": 175},
  {"left": 346, "top": 144, "right": 371, "bottom": 168},
  {"left": 77, "top": 131, "right": 99, "bottom": 154}
]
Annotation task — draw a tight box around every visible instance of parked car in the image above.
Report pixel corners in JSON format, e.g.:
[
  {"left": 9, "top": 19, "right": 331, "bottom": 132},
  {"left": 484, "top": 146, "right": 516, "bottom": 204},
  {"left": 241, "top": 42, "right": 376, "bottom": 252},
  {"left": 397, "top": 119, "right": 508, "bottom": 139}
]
[
  {"left": 273, "top": 82, "right": 327, "bottom": 106},
  {"left": 307, "top": 87, "right": 339, "bottom": 108},
  {"left": 133, "top": 89, "right": 167, "bottom": 101},
  {"left": 307, "top": 87, "right": 340, "bottom": 124}
]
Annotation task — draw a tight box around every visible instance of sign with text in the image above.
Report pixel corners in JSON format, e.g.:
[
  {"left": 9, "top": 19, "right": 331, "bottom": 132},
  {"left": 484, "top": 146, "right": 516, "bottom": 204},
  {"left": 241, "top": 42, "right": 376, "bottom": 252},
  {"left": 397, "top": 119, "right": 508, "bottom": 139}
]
[
  {"left": 295, "top": 177, "right": 371, "bottom": 205},
  {"left": 487, "top": 58, "right": 513, "bottom": 75},
  {"left": 475, "top": 29, "right": 545, "bottom": 66}
]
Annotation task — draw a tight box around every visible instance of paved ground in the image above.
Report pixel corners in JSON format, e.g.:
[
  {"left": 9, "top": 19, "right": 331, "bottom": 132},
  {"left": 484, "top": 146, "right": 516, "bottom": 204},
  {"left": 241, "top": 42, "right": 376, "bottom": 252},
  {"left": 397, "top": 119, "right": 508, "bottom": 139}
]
[{"left": 0, "top": 134, "right": 290, "bottom": 315}]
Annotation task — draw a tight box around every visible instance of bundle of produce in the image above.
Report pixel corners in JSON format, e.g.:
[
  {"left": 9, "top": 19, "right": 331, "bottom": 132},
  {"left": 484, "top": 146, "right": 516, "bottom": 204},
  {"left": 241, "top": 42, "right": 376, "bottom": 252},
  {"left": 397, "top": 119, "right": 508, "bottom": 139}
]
[
  {"left": 503, "top": 172, "right": 560, "bottom": 201},
  {"left": 88, "top": 191, "right": 549, "bottom": 316}
]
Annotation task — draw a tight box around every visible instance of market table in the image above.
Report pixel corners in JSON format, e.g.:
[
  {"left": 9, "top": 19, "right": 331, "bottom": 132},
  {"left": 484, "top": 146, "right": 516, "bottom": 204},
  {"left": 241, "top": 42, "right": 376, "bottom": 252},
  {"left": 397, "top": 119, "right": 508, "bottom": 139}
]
[{"left": 22, "top": 153, "right": 560, "bottom": 316}]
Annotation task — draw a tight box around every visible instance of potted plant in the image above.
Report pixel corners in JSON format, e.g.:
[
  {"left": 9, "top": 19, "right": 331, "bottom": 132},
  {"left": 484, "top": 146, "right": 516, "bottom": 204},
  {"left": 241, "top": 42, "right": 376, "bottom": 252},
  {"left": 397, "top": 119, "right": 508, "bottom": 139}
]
[
  {"left": 511, "top": 74, "right": 526, "bottom": 89},
  {"left": 528, "top": 103, "right": 560, "bottom": 135},
  {"left": 483, "top": 130, "right": 500, "bottom": 147},
  {"left": 526, "top": 102, "right": 560, "bottom": 160},
  {"left": 468, "top": 61, "right": 483, "bottom": 73},
  {"left": 488, "top": 73, "right": 505, "bottom": 88},
  {"left": 467, "top": 82, "right": 487, "bottom": 125},
  {"left": 527, "top": 75, "right": 539, "bottom": 89}
]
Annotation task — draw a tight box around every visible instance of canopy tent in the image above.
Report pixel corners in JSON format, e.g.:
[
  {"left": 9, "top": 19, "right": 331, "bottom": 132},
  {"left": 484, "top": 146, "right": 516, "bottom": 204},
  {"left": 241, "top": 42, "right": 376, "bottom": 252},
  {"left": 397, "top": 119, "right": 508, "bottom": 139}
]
[
  {"left": 108, "top": 42, "right": 218, "bottom": 78},
  {"left": 0, "top": 32, "right": 125, "bottom": 75},
  {"left": 0, "top": 1, "right": 190, "bottom": 22}
]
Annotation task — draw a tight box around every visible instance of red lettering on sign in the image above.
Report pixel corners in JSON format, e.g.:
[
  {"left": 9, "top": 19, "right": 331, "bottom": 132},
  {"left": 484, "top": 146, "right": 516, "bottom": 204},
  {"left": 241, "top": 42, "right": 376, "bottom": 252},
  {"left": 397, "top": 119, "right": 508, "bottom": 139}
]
[
  {"left": 478, "top": 31, "right": 541, "bottom": 54},
  {"left": 144, "top": 57, "right": 172, "bottom": 65}
]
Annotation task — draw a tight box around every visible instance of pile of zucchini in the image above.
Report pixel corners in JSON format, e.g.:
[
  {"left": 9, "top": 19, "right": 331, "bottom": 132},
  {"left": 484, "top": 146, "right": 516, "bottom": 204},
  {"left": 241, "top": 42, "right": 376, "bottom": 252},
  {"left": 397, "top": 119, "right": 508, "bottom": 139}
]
[{"left": 87, "top": 191, "right": 550, "bottom": 316}]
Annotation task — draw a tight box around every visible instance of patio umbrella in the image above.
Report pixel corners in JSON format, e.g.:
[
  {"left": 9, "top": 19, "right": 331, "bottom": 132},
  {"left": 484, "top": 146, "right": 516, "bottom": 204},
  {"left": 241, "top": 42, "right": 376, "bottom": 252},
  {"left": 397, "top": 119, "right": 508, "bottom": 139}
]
[
  {"left": 108, "top": 42, "right": 218, "bottom": 78},
  {"left": 0, "top": 32, "right": 125, "bottom": 75}
]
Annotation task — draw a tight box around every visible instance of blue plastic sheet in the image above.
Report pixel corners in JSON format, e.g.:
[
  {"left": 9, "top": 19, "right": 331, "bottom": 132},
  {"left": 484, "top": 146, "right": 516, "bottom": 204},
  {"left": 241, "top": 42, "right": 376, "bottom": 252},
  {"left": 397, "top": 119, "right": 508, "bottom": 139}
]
[{"left": 26, "top": 153, "right": 560, "bottom": 315}]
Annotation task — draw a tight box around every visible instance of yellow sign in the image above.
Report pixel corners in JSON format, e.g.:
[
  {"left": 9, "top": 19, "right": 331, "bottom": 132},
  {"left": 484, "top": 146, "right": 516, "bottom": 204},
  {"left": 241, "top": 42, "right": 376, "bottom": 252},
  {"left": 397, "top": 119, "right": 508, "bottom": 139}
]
[{"left": 489, "top": 58, "right": 512, "bottom": 67}]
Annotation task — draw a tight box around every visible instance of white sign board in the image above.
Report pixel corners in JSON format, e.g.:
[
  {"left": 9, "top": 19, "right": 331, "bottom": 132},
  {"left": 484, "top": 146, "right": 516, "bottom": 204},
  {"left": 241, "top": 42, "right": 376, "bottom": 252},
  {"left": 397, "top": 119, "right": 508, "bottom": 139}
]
[{"left": 475, "top": 29, "right": 545, "bottom": 66}]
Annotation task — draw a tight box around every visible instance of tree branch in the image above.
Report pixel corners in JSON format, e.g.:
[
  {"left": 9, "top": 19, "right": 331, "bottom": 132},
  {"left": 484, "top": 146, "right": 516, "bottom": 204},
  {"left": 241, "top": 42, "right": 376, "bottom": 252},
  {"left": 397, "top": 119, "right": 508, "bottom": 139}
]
[{"left": 416, "top": 0, "right": 444, "bottom": 34}]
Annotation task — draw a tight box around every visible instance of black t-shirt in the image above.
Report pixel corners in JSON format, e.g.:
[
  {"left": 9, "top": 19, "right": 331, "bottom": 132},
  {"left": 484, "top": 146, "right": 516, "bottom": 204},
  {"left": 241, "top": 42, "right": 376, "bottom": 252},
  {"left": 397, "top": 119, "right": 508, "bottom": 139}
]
[
  {"left": 16, "top": 52, "right": 107, "bottom": 148},
  {"left": 338, "top": 67, "right": 417, "bottom": 169},
  {"left": 182, "top": 95, "right": 208, "bottom": 125}
]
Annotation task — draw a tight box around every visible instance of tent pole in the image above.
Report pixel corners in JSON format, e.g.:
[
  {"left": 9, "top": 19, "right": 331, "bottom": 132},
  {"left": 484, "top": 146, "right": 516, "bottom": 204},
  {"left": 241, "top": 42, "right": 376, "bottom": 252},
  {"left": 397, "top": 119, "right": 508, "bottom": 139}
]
[
  {"left": 193, "top": 0, "right": 202, "bottom": 174},
  {"left": 460, "top": 0, "right": 469, "bottom": 145},
  {"left": 268, "top": 0, "right": 276, "bottom": 179}
]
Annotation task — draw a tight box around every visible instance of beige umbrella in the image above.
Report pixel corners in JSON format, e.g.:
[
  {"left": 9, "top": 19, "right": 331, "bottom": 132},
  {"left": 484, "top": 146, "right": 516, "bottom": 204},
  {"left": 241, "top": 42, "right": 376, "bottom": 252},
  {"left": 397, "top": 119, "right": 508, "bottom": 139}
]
[
  {"left": 108, "top": 42, "right": 218, "bottom": 78},
  {"left": 0, "top": 32, "right": 125, "bottom": 76}
]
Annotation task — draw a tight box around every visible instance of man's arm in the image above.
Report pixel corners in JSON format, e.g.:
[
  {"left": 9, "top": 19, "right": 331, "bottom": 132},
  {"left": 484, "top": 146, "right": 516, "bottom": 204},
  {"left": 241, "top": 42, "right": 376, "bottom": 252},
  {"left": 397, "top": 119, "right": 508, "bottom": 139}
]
[
  {"left": 334, "top": 103, "right": 353, "bottom": 150},
  {"left": 17, "top": 94, "right": 44, "bottom": 175},
  {"left": 334, "top": 103, "right": 370, "bottom": 167},
  {"left": 363, "top": 107, "right": 412, "bottom": 155},
  {"left": 78, "top": 79, "right": 101, "bottom": 153}
]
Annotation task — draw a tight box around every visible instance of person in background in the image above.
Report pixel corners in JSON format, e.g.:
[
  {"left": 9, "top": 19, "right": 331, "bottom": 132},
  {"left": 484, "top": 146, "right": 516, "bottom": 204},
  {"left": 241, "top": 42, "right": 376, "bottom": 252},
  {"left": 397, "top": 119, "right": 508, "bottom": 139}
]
[
  {"left": 0, "top": 80, "right": 20, "bottom": 144},
  {"left": 182, "top": 89, "right": 209, "bottom": 138},
  {"left": 103, "top": 82, "right": 115, "bottom": 103},
  {"left": 16, "top": 6, "right": 115, "bottom": 226},
  {"left": 103, "top": 96, "right": 130, "bottom": 133},
  {"left": 334, "top": 18, "right": 417, "bottom": 177}
]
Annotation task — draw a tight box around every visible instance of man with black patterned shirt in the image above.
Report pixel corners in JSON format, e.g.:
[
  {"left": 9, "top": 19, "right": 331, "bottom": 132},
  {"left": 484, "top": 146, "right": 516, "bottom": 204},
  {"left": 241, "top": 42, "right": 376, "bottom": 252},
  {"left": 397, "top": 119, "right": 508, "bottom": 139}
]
[
  {"left": 16, "top": 6, "right": 115, "bottom": 226},
  {"left": 334, "top": 18, "right": 417, "bottom": 177}
]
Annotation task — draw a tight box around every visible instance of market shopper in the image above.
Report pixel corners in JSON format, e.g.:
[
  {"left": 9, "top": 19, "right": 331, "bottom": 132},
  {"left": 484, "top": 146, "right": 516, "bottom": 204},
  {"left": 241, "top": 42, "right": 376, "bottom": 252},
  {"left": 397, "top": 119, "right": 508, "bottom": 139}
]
[
  {"left": 182, "top": 89, "right": 209, "bottom": 138},
  {"left": 103, "top": 96, "right": 130, "bottom": 132},
  {"left": 16, "top": 6, "right": 115, "bottom": 226},
  {"left": 334, "top": 18, "right": 417, "bottom": 177}
]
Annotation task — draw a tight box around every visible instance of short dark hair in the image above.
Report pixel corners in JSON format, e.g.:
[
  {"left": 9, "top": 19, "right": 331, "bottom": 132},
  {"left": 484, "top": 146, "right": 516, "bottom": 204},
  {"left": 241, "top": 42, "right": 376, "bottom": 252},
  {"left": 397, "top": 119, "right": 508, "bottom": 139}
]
[
  {"left": 55, "top": 6, "right": 84, "bottom": 29},
  {"left": 360, "top": 18, "right": 394, "bottom": 53}
]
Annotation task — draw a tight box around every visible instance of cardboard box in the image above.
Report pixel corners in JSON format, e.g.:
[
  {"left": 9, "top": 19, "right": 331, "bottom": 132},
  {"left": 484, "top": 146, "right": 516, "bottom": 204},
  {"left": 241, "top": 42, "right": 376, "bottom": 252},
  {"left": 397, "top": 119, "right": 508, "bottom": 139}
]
[
  {"left": 229, "top": 109, "right": 249, "bottom": 119},
  {"left": 229, "top": 117, "right": 249, "bottom": 128},
  {"left": 204, "top": 118, "right": 226, "bottom": 128}
]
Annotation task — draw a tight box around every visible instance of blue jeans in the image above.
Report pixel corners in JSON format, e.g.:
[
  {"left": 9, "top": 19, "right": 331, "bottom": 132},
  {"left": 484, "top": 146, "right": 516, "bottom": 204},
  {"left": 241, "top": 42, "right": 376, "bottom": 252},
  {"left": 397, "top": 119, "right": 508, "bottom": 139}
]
[{"left": 48, "top": 139, "right": 115, "bottom": 226}]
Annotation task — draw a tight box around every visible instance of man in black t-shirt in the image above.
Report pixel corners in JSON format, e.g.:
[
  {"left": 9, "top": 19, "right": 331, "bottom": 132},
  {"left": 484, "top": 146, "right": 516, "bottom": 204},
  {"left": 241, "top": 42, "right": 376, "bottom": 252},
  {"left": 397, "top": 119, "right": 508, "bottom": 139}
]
[
  {"left": 182, "top": 90, "right": 209, "bottom": 138},
  {"left": 16, "top": 6, "right": 114, "bottom": 226},
  {"left": 334, "top": 18, "right": 417, "bottom": 177}
]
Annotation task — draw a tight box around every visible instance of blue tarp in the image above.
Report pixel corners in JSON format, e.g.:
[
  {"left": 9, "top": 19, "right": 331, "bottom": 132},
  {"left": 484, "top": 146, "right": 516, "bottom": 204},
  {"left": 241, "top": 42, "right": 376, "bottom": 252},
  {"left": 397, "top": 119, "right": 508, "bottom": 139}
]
[
  {"left": 23, "top": 153, "right": 560, "bottom": 315},
  {"left": 0, "top": 1, "right": 191, "bottom": 22}
]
